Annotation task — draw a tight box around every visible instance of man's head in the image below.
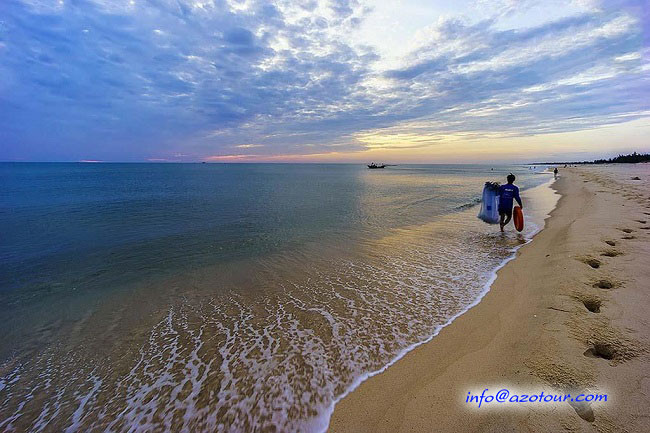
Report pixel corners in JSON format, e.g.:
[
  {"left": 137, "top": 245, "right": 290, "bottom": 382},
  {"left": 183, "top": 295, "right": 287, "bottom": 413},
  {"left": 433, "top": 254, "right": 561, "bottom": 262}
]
[{"left": 507, "top": 173, "right": 516, "bottom": 184}]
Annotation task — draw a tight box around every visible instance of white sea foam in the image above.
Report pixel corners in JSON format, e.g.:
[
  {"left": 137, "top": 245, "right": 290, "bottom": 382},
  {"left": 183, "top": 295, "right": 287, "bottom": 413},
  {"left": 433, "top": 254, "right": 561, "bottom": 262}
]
[
  {"left": 0, "top": 177, "right": 558, "bottom": 433},
  {"left": 316, "top": 176, "right": 559, "bottom": 433}
]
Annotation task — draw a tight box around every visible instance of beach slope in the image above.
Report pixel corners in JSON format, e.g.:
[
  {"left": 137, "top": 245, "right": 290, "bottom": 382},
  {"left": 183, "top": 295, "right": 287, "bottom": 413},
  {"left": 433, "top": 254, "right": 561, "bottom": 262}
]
[{"left": 329, "top": 166, "right": 650, "bottom": 432}]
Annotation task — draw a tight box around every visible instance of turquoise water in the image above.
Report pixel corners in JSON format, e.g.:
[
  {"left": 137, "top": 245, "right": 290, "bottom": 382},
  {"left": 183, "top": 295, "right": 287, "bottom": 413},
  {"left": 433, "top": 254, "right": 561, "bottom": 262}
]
[{"left": 0, "top": 163, "right": 555, "bottom": 432}]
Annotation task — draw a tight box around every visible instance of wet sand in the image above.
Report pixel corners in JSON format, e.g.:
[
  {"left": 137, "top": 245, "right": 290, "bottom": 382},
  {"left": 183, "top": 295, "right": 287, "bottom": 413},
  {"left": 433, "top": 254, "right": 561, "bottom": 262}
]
[{"left": 329, "top": 165, "right": 650, "bottom": 432}]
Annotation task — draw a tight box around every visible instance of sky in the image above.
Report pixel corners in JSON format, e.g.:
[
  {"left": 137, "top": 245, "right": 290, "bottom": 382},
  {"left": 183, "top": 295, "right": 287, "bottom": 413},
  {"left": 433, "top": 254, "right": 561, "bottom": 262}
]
[{"left": 0, "top": 0, "right": 648, "bottom": 163}]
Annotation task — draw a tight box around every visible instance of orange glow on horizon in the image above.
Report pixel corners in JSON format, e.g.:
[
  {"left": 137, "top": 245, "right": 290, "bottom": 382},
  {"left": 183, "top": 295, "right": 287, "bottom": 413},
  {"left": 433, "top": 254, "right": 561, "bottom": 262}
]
[{"left": 200, "top": 117, "right": 650, "bottom": 164}]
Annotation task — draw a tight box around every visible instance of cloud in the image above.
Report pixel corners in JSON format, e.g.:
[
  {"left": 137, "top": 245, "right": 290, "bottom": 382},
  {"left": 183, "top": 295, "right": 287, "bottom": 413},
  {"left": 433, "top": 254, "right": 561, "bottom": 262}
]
[
  {"left": 0, "top": 0, "right": 648, "bottom": 161},
  {"left": 371, "top": 11, "right": 648, "bottom": 137}
]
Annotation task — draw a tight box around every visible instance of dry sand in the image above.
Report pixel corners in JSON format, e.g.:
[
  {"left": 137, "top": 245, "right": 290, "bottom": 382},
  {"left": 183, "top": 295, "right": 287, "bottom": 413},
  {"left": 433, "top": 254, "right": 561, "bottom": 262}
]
[{"left": 329, "top": 165, "right": 650, "bottom": 433}]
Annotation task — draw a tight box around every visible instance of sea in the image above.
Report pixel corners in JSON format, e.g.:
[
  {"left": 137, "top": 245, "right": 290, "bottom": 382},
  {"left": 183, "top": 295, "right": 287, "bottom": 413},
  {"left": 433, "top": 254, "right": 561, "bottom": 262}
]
[{"left": 0, "top": 163, "right": 558, "bottom": 432}]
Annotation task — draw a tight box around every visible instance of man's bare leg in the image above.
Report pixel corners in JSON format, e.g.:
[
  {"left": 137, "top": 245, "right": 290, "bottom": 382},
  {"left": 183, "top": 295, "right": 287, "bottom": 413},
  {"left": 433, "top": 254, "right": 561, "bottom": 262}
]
[{"left": 500, "top": 211, "right": 512, "bottom": 232}]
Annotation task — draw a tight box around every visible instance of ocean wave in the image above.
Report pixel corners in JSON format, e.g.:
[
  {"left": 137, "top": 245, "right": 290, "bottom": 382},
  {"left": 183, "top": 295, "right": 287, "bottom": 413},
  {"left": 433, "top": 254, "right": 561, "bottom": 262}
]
[{"left": 0, "top": 180, "right": 558, "bottom": 433}]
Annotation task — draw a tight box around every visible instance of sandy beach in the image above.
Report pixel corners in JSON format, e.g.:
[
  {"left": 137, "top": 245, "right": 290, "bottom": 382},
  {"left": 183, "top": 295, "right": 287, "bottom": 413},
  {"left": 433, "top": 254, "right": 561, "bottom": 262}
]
[{"left": 329, "top": 164, "right": 650, "bottom": 432}]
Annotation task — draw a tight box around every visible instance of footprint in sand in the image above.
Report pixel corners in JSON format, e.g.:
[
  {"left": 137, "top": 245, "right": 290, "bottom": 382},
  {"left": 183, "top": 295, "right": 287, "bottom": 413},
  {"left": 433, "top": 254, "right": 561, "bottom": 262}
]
[
  {"left": 580, "top": 257, "right": 602, "bottom": 269},
  {"left": 635, "top": 220, "right": 647, "bottom": 224},
  {"left": 601, "top": 250, "right": 622, "bottom": 257},
  {"left": 584, "top": 343, "right": 618, "bottom": 361},
  {"left": 622, "top": 235, "right": 635, "bottom": 240},
  {"left": 619, "top": 228, "right": 634, "bottom": 233},
  {"left": 569, "top": 400, "right": 595, "bottom": 422},
  {"left": 593, "top": 279, "right": 615, "bottom": 289},
  {"left": 580, "top": 297, "right": 601, "bottom": 313},
  {"left": 583, "top": 336, "right": 639, "bottom": 365}
]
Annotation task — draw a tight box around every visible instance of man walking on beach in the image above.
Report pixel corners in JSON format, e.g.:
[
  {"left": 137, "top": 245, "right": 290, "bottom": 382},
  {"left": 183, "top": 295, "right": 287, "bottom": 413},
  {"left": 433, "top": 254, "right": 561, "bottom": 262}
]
[{"left": 499, "top": 173, "right": 523, "bottom": 232}]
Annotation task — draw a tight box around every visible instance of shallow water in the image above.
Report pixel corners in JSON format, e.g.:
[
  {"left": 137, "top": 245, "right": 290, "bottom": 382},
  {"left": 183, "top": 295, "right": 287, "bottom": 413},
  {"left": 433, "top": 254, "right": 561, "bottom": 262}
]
[{"left": 0, "top": 163, "right": 557, "bottom": 432}]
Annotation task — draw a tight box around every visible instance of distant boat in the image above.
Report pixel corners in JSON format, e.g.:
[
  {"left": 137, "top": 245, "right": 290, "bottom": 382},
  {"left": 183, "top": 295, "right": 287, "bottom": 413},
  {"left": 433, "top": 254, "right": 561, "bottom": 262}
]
[{"left": 367, "top": 163, "right": 386, "bottom": 169}]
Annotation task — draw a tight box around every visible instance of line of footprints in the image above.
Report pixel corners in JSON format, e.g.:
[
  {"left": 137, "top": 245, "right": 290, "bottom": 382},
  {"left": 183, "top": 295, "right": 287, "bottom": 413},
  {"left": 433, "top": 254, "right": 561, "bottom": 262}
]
[{"left": 568, "top": 217, "right": 648, "bottom": 423}]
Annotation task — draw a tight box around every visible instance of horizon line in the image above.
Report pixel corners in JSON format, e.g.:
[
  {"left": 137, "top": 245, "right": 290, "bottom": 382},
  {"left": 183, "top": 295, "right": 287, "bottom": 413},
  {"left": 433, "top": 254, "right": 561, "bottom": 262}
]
[{"left": 0, "top": 160, "right": 583, "bottom": 165}]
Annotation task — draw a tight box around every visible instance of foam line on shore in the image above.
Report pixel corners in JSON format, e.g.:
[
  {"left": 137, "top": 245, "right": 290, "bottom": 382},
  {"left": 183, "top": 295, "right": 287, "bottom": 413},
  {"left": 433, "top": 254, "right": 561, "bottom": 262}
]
[{"left": 316, "top": 176, "right": 559, "bottom": 433}]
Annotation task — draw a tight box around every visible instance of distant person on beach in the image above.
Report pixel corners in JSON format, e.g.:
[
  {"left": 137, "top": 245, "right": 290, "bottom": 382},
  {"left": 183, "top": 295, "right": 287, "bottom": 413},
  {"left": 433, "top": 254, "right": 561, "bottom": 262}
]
[
  {"left": 498, "top": 173, "right": 523, "bottom": 232},
  {"left": 554, "top": 167, "right": 558, "bottom": 179}
]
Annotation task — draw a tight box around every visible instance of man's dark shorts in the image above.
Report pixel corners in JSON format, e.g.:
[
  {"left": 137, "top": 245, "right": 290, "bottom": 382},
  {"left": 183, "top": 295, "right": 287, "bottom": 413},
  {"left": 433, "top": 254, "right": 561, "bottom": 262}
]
[{"left": 499, "top": 207, "right": 512, "bottom": 218}]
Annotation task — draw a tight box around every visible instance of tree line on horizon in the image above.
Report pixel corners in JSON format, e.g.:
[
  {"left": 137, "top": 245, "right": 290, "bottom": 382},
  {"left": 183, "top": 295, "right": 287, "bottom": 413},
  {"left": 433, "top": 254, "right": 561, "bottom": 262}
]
[
  {"left": 533, "top": 152, "right": 650, "bottom": 165},
  {"left": 591, "top": 152, "right": 650, "bottom": 164}
]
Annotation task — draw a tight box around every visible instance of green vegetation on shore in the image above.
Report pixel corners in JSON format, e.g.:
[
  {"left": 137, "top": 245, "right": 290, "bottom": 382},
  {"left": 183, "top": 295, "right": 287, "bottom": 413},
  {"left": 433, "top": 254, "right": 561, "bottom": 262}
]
[{"left": 532, "top": 152, "right": 650, "bottom": 165}]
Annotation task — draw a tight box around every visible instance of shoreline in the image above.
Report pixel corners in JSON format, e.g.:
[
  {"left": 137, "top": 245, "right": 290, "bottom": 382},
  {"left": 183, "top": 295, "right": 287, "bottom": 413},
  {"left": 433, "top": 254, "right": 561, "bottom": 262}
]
[
  {"left": 1, "top": 165, "right": 558, "bottom": 433},
  {"left": 316, "top": 175, "right": 558, "bottom": 432},
  {"left": 328, "top": 165, "right": 650, "bottom": 432}
]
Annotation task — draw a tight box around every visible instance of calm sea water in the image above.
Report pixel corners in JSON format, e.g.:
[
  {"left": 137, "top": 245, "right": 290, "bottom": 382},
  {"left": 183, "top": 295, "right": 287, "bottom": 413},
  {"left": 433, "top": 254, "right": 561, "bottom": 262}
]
[{"left": 0, "top": 163, "right": 557, "bottom": 432}]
